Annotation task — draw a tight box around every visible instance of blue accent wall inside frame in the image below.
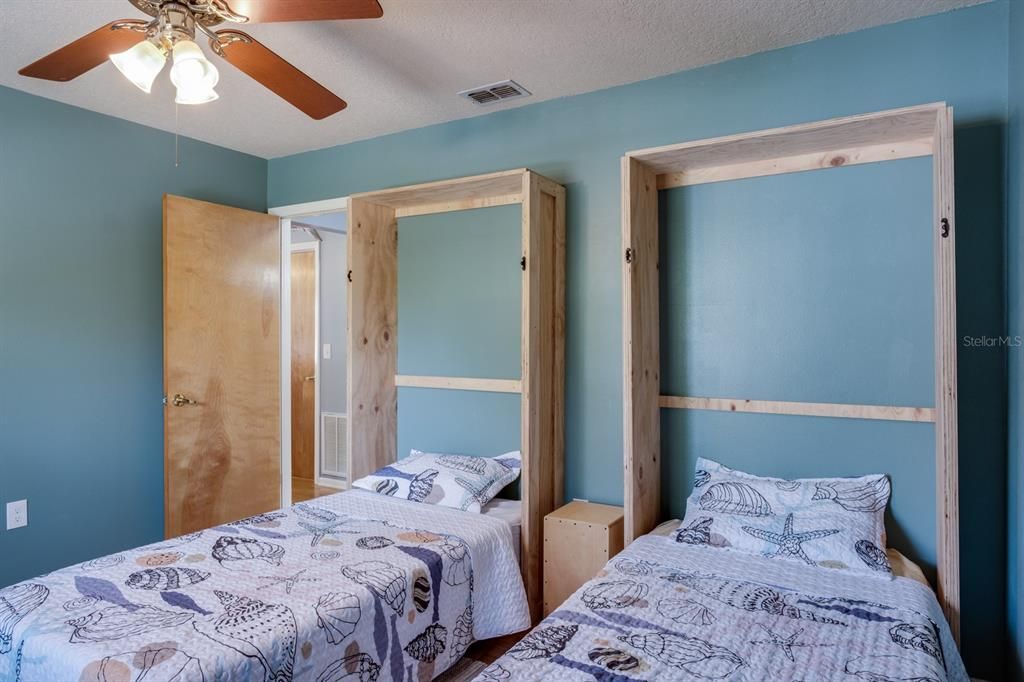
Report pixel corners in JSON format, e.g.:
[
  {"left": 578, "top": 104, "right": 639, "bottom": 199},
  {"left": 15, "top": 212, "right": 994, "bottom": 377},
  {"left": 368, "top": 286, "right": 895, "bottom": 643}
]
[
  {"left": 268, "top": 4, "right": 1011, "bottom": 675},
  {"left": 396, "top": 204, "right": 522, "bottom": 461},
  {"left": 0, "top": 86, "right": 267, "bottom": 589}
]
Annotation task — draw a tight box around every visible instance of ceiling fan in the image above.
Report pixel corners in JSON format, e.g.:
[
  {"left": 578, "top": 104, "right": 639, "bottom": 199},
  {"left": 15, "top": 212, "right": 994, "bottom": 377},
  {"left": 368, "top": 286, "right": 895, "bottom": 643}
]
[{"left": 18, "top": 0, "right": 384, "bottom": 119}]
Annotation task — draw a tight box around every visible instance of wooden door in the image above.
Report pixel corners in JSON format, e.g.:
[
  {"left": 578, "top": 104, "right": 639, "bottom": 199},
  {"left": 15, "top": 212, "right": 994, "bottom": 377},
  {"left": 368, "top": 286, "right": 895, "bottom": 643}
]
[
  {"left": 290, "top": 249, "right": 317, "bottom": 481},
  {"left": 164, "top": 194, "right": 281, "bottom": 538}
]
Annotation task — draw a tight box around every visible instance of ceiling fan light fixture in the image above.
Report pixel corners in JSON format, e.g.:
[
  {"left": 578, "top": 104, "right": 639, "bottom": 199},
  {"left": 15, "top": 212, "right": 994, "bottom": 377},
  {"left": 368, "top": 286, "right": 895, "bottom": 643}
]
[
  {"left": 109, "top": 39, "right": 166, "bottom": 94},
  {"left": 169, "top": 40, "right": 219, "bottom": 92}
]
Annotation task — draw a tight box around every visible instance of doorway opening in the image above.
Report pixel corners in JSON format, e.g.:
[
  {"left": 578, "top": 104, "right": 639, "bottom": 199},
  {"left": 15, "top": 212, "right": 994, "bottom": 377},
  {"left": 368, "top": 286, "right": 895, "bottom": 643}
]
[{"left": 288, "top": 211, "right": 348, "bottom": 503}]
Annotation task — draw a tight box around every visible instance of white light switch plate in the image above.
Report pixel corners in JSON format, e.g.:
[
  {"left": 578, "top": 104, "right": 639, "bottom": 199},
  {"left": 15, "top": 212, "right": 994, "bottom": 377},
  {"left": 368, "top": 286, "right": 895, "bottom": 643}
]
[
  {"left": 6, "top": 500, "right": 27, "bottom": 530},
  {"left": 323, "top": 343, "right": 332, "bottom": 360}
]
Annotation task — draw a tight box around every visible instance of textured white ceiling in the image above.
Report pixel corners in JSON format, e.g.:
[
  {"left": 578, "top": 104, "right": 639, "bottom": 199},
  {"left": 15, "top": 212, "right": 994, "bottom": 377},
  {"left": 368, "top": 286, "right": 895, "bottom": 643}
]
[{"left": 0, "top": 0, "right": 985, "bottom": 158}]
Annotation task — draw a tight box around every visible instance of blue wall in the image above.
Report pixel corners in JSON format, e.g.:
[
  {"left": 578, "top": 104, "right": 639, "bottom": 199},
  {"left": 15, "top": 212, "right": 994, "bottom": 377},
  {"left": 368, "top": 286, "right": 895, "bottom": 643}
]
[
  {"left": 396, "top": 205, "right": 522, "bottom": 461},
  {"left": 1007, "top": 0, "right": 1023, "bottom": 678},
  {"left": 269, "top": 4, "right": 1010, "bottom": 675},
  {"left": 0, "top": 86, "right": 267, "bottom": 587}
]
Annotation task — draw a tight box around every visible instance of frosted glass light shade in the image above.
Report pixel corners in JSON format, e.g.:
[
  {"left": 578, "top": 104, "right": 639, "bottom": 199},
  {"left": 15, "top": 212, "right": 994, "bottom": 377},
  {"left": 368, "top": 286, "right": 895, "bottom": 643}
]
[
  {"left": 174, "top": 84, "right": 219, "bottom": 105},
  {"left": 169, "top": 40, "right": 219, "bottom": 91},
  {"left": 109, "top": 40, "right": 166, "bottom": 93}
]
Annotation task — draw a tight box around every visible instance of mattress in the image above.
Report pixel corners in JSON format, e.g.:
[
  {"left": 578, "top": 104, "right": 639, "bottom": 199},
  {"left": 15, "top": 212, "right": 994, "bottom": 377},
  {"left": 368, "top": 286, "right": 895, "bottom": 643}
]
[
  {"left": 481, "top": 497, "right": 522, "bottom": 563},
  {"left": 0, "top": 490, "right": 530, "bottom": 681},
  {"left": 479, "top": 532, "right": 966, "bottom": 681}
]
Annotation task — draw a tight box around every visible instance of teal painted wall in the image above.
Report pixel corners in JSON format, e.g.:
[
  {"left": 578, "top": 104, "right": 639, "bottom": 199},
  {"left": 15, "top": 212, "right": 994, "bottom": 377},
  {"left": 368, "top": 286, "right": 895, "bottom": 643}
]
[
  {"left": 269, "top": 5, "right": 1010, "bottom": 675},
  {"left": 396, "top": 205, "right": 522, "bottom": 461},
  {"left": 0, "top": 86, "right": 267, "bottom": 587},
  {"left": 1007, "top": 0, "right": 1023, "bottom": 678}
]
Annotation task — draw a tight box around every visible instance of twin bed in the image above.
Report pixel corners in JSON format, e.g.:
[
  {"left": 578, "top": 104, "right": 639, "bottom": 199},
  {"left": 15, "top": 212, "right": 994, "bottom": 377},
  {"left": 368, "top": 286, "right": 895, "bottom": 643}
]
[
  {"left": 482, "top": 469, "right": 969, "bottom": 681},
  {"left": 0, "top": 488, "right": 529, "bottom": 681},
  {"left": 483, "top": 531, "right": 965, "bottom": 681}
]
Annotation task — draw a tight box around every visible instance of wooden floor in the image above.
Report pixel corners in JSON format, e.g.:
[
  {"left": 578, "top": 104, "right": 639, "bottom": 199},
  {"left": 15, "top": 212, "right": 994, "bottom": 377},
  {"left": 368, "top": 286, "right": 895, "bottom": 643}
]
[
  {"left": 464, "top": 632, "right": 523, "bottom": 664},
  {"left": 292, "top": 477, "right": 340, "bottom": 503}
]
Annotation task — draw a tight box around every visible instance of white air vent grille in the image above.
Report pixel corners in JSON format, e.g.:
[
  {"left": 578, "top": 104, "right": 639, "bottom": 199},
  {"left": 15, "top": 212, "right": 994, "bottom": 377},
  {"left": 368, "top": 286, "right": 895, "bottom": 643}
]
[
  {"left": 321, "top": 412, "right": 347, "bottom": 481},
  {"left": 458, "top": 80, "right": 531, "bottom": 106}
]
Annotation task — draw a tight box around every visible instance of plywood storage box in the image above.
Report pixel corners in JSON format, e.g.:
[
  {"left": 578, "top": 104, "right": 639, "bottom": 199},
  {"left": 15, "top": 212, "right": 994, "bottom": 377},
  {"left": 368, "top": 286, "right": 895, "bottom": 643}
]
[{"left": 543, "top": 501, "right": 624, "bottom": 617}]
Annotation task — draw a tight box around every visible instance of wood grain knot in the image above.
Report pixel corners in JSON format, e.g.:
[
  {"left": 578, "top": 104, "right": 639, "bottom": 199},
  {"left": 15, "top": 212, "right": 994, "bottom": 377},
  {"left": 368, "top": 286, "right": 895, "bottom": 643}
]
[{"left": 829, "top": 155, "right": 847, "bottom": 167}]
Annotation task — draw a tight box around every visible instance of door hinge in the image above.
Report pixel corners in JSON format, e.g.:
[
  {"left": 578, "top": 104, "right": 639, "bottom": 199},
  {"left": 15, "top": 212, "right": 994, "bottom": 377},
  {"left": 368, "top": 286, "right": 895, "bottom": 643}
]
[
  {"left": 940, "top": 218, "right": 950, "bottom": 238},
  {"left": 520, "top": 256, "right": 526, "bottom": 271},
  {"left": 162, "top": 395, "right": 168, "bottom": 406},
  {"left": 347, "top": 270, "right": 353, "bottom": 282},
  {"left": 625, "top": 247, "right": 633, "bottom": 264}
]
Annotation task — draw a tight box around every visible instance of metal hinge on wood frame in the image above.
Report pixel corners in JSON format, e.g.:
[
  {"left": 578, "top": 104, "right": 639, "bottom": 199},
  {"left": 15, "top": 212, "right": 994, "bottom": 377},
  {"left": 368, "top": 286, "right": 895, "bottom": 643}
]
[
  {"left": 521, "top": 256, "right": 526, "bottom": 271},
  {"left": 625, "top": 247, "right": 634, "bottom": 264},
  {"left": 940, "top": 218, "right": 950, "bottom": 239}
]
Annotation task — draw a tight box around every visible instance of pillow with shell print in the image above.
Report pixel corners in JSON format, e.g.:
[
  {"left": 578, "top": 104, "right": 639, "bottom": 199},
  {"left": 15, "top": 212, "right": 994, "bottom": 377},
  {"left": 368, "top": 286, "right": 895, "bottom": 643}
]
[
  {"left": 676, "top": 457, "right": 892, "bottom": 578},
  {"left": 351, "top": 449, "right": 522, "bottom": 512}
]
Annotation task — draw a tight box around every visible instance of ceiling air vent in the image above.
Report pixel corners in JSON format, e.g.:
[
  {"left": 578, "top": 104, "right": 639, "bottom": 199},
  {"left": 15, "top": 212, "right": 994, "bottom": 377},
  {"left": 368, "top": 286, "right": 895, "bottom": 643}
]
[{"left": 458, "top": 80, "right": 531, "bottom": 106}]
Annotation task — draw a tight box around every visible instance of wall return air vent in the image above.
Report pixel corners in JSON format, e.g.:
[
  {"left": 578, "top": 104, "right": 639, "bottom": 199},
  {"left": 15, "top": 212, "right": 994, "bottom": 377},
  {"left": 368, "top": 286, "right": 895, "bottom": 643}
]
[{"left": 458, "top": 80, "right": 531, "bottom": 105}]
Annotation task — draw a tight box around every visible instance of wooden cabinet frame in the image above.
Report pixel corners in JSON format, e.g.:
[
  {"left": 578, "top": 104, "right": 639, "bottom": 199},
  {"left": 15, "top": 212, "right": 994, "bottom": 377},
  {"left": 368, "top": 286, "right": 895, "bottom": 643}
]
[
  {"left": 621, "top": 103, "right": 960, "bottom": 641},
  {"left": 347, "top": 168, "right": 566, "bottom": 622}
]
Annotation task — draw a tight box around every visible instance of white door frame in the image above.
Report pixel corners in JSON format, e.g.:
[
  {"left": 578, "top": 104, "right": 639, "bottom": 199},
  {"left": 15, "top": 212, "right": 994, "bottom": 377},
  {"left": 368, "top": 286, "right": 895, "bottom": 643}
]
[{"left": 270, "top": 197, "right": 348, "bottom": 506}]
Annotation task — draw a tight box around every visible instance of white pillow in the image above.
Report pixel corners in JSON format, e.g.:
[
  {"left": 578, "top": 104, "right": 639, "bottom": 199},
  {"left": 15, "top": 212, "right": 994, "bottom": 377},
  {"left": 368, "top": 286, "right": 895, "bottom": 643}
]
[
  {"left": 351, "top": 449, "right": 522, "bottom": 512},
  {"left": 676, "top": 457, "right": 892, "bottom": 577}
]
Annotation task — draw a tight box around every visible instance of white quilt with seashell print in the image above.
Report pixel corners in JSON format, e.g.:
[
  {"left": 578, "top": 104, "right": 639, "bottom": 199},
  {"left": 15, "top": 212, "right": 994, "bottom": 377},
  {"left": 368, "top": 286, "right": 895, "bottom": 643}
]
[
  {"left": 477, "top": 535, "right": 967, "bottom": 682},
  {"left": 0, "top": 490, "right": 529, "bottom": 681}
]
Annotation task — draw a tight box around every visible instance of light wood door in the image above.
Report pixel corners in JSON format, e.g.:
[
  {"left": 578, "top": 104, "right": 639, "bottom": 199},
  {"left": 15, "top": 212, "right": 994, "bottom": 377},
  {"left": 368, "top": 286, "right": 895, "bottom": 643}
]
[
  {"left": 164, "top": 194, "right": 281, "bottom": 538},
  {"left": 290, "top": 250, "right": 316, "bottom": 481}
]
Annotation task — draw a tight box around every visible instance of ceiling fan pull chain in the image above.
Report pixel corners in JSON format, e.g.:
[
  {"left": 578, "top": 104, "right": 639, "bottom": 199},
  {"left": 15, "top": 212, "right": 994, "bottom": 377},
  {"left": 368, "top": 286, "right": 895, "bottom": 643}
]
[{"left": 174, "top": 102, "right": 180, "bottom": 168}]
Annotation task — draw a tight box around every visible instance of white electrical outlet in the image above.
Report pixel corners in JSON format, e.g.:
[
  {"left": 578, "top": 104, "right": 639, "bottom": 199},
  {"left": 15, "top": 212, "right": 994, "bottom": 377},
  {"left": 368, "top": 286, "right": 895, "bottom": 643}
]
[
  {"left": 6, "top": 500, "right": 27, "bottom": 530},
  {"left": 323, "top": 343, "right": 332, "bottom": 360}
]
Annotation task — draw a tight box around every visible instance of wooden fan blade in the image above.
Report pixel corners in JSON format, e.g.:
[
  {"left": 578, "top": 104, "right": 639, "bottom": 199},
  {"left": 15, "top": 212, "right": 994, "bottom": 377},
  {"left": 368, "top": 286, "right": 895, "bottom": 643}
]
[
  {"left": 19, "top": 20, "right": 150, "bottom": 82},
  {"left": 212, "top": 31, "right": 346, "bottom": 119},
  {"left": 225, "top": 0, "right": 382, "bottom": 23}
]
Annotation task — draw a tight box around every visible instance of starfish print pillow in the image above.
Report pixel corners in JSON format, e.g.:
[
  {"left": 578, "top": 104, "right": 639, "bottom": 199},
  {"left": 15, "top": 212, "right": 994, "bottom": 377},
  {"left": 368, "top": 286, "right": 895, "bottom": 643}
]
[{"left": 675, "top": 457, "right": 893, "bottom": 578}]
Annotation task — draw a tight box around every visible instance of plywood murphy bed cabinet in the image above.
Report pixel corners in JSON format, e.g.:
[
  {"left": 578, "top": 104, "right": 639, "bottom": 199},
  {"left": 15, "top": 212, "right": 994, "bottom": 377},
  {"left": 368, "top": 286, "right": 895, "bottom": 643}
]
[
  {"left": 346, "top": 168, "right": 566, "bottom": 622},
  {"left": 621, "top": 103, "right": 961, "bottom": 642}
]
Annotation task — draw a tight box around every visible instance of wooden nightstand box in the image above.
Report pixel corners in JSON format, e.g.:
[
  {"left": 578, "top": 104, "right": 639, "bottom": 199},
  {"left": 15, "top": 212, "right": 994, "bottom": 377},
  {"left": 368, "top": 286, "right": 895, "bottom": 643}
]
[{"left": 543, "top": 500, "right": 625, "bottom": 616}]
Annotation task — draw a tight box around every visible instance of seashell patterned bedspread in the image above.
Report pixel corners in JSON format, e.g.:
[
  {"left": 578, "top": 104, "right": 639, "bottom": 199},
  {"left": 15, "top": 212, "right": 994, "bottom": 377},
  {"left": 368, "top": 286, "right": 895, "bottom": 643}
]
[
  {"left": 0, "top": 490, "right": 529, "bottom": 681},
  {"left": 477, "top": 535, "right": 968, "bottom": 682}
]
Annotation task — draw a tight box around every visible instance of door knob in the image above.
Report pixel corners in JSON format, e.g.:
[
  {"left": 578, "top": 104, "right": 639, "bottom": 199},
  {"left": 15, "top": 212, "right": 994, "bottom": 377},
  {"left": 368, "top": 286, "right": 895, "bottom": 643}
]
[
  {"left": 171, "top": 393, "right": 198, "bottom": 407},
  {"left": 304, "top": 376, "right": 316, "bottom": 382}
]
